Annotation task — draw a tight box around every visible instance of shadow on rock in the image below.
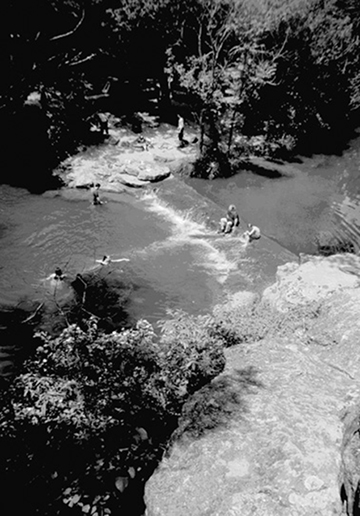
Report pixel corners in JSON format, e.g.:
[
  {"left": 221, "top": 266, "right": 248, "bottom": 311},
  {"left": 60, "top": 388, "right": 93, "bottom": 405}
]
[
  {"left": 173, "top": 366, "right": 263, "bottom": 440},
  {"left": 340, "top": 402, "right": 360, "bottom": 516}
]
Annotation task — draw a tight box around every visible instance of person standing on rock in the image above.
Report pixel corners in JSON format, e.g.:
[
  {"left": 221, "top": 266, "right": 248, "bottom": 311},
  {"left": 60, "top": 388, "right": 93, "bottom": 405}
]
[
  {"left": 90, "top": 183, "right": 103, "bottom": 205},
  {"left": 177, "top": 114, "right": 185, "bottom": 147}
]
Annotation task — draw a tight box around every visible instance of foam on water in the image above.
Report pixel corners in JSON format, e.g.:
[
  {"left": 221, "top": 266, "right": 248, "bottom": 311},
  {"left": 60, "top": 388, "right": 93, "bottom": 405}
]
[
  {"left": 142, "top": 190, "right": 207, "bottom": 238},
  {"left": 141, "top": 190, "right": 248, "bottom": 284}
]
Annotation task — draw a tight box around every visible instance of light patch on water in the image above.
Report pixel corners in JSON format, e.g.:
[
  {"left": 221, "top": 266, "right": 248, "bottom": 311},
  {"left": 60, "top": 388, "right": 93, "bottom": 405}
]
[
  {"left": 190, "top": 240, "right": 240, "bottom": 284},
  {"left": 140, "top": 190, "right": 249, "bottom": 284},
  {"left": 142, "top": 190, "right": 207, "bottom": 239}
]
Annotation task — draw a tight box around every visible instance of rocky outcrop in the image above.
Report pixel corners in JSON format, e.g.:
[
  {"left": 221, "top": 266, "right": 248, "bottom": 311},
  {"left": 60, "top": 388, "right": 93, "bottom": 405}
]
[
  {"left": 262, "top": 253, "right": 360, "bottom": 311},
  {"left": 57, "top": 124, "right": 198, "bottom": 192},
  {"left": 144, "top": 253, "right": 360, "bottom": 516}
]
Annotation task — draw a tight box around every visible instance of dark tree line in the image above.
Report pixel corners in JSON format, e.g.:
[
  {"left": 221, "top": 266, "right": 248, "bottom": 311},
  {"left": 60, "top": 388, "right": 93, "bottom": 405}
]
[{"left": 1, "top": 0, "right": 360, "bottom": 182}]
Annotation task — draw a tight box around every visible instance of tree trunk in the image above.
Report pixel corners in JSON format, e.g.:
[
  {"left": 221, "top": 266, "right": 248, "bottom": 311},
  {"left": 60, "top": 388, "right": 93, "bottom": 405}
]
[{"left": 227, "top": 108, "right": 237, "bottom": 152}]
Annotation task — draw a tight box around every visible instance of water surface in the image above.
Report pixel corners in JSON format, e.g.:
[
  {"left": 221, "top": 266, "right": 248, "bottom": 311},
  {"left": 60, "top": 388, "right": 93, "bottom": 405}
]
[{"left": 189, "top": 132, "right": 360, "bottom": 255}]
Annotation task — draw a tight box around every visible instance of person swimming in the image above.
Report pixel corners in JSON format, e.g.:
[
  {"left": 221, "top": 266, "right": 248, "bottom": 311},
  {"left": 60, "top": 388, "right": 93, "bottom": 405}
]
[
  {"left": 44, "top": 267, "right": 68, "bottom": 295},
  {"left": 47, "top": 267, "right": 65, "bottom": 281},
  {"left": 219, "top": 204, "right": 240, "bottom": 234},
  {"left": 96, "top": 255, "right": 111, "bottom": 265},
  {"left": 95, "top": 255, "right": 130, "bottom": 266}
]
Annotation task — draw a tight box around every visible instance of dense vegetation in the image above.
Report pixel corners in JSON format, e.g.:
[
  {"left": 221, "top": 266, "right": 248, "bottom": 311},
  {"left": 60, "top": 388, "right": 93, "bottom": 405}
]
[
  {"left": 2, "top": 0, "right": 360, "bottom": 183},
  {"left": 0, "top": 310, "right": 226, "bottom": 515}
]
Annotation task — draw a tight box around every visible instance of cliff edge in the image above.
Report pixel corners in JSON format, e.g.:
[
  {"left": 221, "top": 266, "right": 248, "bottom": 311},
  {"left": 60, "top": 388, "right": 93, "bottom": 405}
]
[{"left": 145, "top": 253, "right": 360, "bottom": 516}]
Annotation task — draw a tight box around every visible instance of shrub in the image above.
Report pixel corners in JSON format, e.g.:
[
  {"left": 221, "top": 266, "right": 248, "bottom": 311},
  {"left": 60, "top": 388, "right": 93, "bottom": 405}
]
[
  {"left": 0, "top": 311, "right": 225, "bottom": 515},
  {"left": 212, "top": 298, "right": 276, "bottom": 346},
  {"left": 158, "top": 309, "right": 226, "bottom": 402}
]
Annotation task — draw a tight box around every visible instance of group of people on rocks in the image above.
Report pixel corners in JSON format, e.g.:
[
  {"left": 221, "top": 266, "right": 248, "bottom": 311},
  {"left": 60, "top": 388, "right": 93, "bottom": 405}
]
[
  {"left": 218, "top": 204, "right": 261, "bottom": 243},
  {"left": 88, "top": 114, "right": 187, "bottom": 207},
  {"left": 89, "top": 118, "right": 258, "bottom": 241}
]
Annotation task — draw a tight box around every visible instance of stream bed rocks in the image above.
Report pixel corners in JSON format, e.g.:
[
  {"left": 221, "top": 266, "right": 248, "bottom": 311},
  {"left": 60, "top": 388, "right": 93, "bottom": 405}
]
[
  {"left": 55, "top": 123, "right": 198, "bottom": 191},
  {"left": 144, "top": 253, "right": 360, "bottom": 516}
]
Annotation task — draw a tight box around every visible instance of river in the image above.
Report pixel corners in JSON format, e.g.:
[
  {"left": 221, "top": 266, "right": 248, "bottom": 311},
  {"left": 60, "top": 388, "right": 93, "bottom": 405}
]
[{"left": 1, "top": 130, "right": 360, "bottom": 349}]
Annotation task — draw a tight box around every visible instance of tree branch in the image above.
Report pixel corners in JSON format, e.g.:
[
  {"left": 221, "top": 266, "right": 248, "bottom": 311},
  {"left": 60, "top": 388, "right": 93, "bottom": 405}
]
[
  {"left": 49, "top": 8, "right": 85, "bottom": 42},
  {"left": 22, "top": 303, "right": 44, "bottom": 324},
  {"left": 67, "top": 53, "right": 97, "bottom": 67}
]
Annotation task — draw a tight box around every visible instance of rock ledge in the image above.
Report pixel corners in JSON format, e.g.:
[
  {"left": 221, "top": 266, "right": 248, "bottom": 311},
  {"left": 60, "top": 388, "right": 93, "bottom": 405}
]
[{"left": 145, "top": 254, "right": 360, "bottom": 516}]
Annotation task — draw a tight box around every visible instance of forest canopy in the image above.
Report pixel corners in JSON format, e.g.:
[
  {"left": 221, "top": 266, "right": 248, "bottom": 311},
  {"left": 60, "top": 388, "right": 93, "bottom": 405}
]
[{"left": 1, "top": 0, "right": 360, "bottom": 173}]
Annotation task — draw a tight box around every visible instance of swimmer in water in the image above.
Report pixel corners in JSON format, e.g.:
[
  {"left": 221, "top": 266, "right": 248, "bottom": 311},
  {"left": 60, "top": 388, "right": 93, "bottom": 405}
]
[
  {"left": 47, "top": 267, "right": 65, "bottom": 281},
  {"left": 95, "top": 255, "right": 130, "bottom": 266},
  {"left": 43, "top": 267, "right": 69, "bottom": 294}
]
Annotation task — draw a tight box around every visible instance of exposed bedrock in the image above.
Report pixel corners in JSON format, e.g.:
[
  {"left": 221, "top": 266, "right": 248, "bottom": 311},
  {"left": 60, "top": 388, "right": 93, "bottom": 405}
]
[{"left": 145, "top": 253, "right": 360, "bottom": 516}]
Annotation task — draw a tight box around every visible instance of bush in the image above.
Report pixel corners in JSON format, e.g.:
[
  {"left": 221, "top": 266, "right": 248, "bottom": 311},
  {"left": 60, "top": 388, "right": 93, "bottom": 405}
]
[
  {"left": 0, "top": 311, "right": 225, "bottom": 515},
  {"left": 212, "top": 298, "right": 276, "bottom": 346},
  {"left": 158, "top": 309, "right": 226, "bottom": 401}
]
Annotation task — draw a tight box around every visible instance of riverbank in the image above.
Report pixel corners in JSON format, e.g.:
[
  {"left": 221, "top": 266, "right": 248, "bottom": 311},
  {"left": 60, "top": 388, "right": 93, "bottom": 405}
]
[{"left": 144, "top": 252, "right": 360, "bottom": 516}]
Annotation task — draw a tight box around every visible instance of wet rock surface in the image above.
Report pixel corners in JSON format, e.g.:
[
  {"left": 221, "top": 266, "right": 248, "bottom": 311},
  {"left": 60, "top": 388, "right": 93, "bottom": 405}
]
[{"left": 145, "top": 254, "right": 360, "bottom": 516}]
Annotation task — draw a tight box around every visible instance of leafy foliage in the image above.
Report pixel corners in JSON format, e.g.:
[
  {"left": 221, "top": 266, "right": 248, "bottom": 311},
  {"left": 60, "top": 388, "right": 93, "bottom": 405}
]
[
  {"left": 3, "top": 0, "right": 360, "bottom": 181},
  {"left": 0, "top": 311, "right": 225, "bottom": 515}
]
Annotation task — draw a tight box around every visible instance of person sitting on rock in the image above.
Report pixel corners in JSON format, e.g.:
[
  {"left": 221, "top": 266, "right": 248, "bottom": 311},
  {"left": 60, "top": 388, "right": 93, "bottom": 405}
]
[
  {"left": 243, "top": 223, "right": 261, "bottom": 243},
  {"left": 219, "top": 204, "right": 240, "bottom": 234},
  {"left": 135, "top": 135, "right": 149, "bottom": 151}
]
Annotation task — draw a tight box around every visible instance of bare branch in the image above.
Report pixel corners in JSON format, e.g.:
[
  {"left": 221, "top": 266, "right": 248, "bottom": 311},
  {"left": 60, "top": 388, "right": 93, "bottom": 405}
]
[
  {"left": 272, "top": 29, "right": 290, "bottom": 63},
  {"left": 198, "top": 22, "right": 203, "bottom": 57},
  {"left": 49, "top": 8, "right": 85, "bottom": 42},
  {"left": 22, "top": 303, "right": 44, "bottom": 324},
  {"left": 67, "top": 53, "right": 96, "bottom": 67}
]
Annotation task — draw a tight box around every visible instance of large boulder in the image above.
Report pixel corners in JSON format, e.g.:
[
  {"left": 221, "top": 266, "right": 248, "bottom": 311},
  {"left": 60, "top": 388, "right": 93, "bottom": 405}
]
[
  {"left": 137, "top": 164, "right": 171, "bottom": 182},
  {"left": 262, "top": 254, "right": 360, "bottom": 311},
  {"left": 144, "top": 254, "right": 360, "bottom": 516}
]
